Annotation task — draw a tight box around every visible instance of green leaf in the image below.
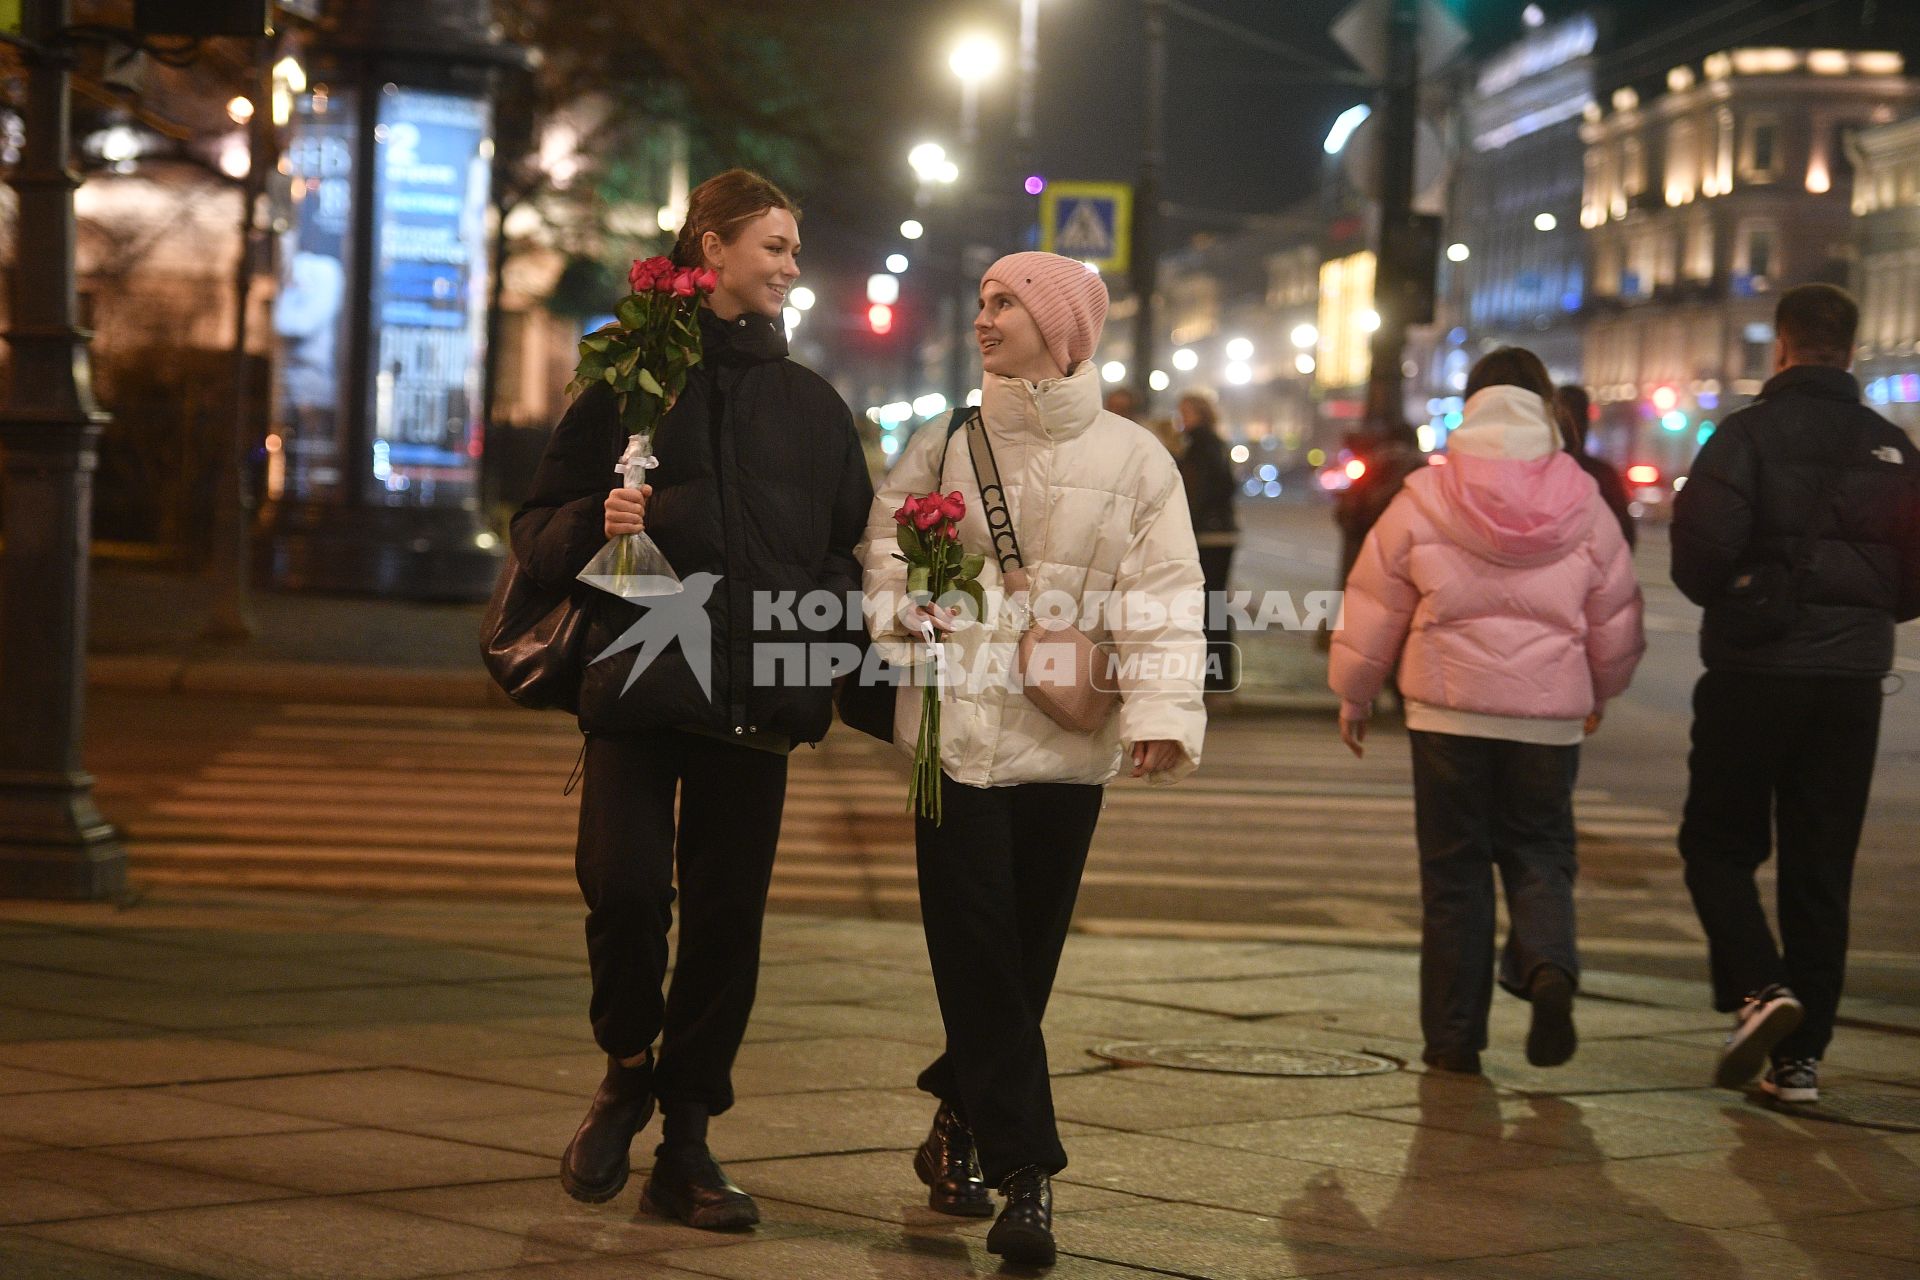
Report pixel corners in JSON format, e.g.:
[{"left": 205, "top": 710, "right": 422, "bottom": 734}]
[
  {"left": 582, "top": 333, "right": 616, "bottom": 354},
  {"left": 637, "top": 367, "right": 665, "bottom": 397},
  {"left": 614, "top": 347, "right": 642, "bottom": 378},
  {"left": 895, "top": 524, "right": 921, "bottom": 558},
  {"left": 616, "top": 296, "right": 650, "bottom": 330},
  {"left": 621, "top": 391, "right": 657, "bottom": 434},
  {"left": 960, "top": 581, "right": 986, "bottom": 613},
  {"left": 959, "top": 553, "right": 985, "bottom": 581}
]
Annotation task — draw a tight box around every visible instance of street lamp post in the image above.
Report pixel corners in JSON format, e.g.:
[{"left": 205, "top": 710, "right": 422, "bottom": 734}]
[
  {"left": 1363, "top": 0, "right": 1421, "bottom": 434},
  {"left": 946, "top": 33, "right": 1004, "bottom": 406},
  {"left": 0, "top": 0, "right": 126, "bottom": 898},
  {"left": 1132, "top": 0, "right": 1167, "bottom": 416}
]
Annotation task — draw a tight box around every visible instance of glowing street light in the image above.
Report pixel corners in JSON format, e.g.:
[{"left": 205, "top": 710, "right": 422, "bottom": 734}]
[
  {"left": 908, "top": 142, "right": 948, "bottom": 182},
  {"left": 1290, "top": 323, "right": 1319, "bottom": 350},
  {"left": 948, "top": 33, "right": 1006, "bottom": 85},
  {"left": 900, "top": 219, "right": 925, "bottom": 240},
  {"left": 1224, "top": 337, "right": 1254, "bottom": 362},
  {"left": 1533, "top": 212, "right": 1558, "bottom": 231},
  {"left": 1148, "top": 370, "right": 1170, "bottom": 392},
  {"left": 886, "top": 253, "right": 909, "bottom": 274},
  {"left": 1171, "top": 347, "right": 1198, "bottom": 371},
  {"left": 1357, "top": 308, "right": 1382, "bottom": 332},
  {"left": 226, "top": 96, "right": 255, "bottom": 124},
  {"left": 1225, "top": 361, "right": 1253, "bottom": 385},
  {"left": 1100, "top": 360, "right": 1127, "bottom": 384},
  {"left": 1446, "top": 242, "right": 1470, "bottom": 262},
  {"left": 789, "top": 286, "right": 817, "bottom": 312}
]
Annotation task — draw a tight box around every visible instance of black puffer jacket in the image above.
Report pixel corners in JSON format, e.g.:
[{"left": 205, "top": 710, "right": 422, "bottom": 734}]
[
  {"left": 1176, "top": 424, "right": 1239, "bottom": 543},
  {"left": 510, "top": 308, "right": 874, "bottom": 742},
  {"left": 1671, "top": 364, "right": 1920, "bottom": 676}
]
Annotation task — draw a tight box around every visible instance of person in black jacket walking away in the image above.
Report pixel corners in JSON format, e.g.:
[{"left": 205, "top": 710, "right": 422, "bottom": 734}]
[
  {"left": 1555, "top": 384, "right": 1636, "bottom": 551},
  {"left": 1176, "top": 391, "right": 1239, "bottom": 691},
  {"left": 511, "top": 170, "right": 874, "bottom": 1227},
  {"left": 1671, "top": 283, "right": 1920, "bottom": 1105}
]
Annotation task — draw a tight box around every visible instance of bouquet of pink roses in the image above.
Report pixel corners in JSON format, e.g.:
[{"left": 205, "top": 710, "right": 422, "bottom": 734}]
[
  {"left": 568, "top": 257, "right": 716, "bottom": 599},
  {"left": 893, "top": 490, "right": 985, "bottom": 822}
]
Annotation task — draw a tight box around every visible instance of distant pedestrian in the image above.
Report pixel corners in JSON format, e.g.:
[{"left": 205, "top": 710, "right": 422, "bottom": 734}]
[
  {"left": 1334, "top": 421, "right": 1427, "bottom": 585},
  {"left": 1176, "top": 391, "right": 1240, "bottom": 692},
  {"left": 1671, "top": 283, "right": 1920, "bottom": 1104},
  {"left": 1555, "top": 384, "right": 1637, "bottom": 550},
  {"left": 1330, "top": 346, "right": 1646, "bottom": 1075},
  {"left": 1322, "top": 422, "right": 1427, "bottom": 657},
  {"left": 512, "top": 170, "right": 873, "bottom": 1228},
  {"left": 1103, "top": 386, "right": 1143, "bottom": 421}
]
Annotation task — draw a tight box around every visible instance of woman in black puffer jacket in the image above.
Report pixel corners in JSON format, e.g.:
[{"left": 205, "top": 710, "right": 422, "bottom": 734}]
[{"left": 509, "top": 170, "right": 872, "bottom": 1230}]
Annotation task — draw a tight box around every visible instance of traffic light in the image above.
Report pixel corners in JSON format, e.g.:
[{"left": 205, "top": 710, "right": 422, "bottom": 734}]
[{"left": 867, "top": 303, "right": 894, "bottom": 336}]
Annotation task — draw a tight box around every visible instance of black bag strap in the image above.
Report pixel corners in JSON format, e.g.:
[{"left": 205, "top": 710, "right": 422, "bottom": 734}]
[{"left": 960, "top": 410, "right": 1024, "bottom": 574}]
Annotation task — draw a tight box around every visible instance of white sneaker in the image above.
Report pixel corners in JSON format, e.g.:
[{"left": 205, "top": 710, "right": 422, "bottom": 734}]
[
  {"left": 1760, "top": 1058, "right": 1819, "bottom": 1104},
  {"left": 1713, "top": 985, "right": 1803, "bottom": 1089}
]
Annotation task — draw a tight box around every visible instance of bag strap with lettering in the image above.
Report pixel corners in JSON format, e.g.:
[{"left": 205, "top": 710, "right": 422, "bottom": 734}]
[{"left": 962, "top": 412, "right": 1025, "bottom": 576}]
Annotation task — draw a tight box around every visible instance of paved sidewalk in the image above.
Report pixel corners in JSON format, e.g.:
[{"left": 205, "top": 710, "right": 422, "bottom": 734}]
[{"left": 1, "top": 891, "right": 1915, "bottom": 1279}]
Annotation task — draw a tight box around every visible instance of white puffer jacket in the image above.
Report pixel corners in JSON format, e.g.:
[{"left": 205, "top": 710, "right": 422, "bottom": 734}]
[{"left": 858, "top": 362, "right": 1207, "bottom": 787}]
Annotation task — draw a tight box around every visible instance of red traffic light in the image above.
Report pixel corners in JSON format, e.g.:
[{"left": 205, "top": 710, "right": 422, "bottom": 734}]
[{"left": 867, "top": 303, "right": 894, "bottom": 335}]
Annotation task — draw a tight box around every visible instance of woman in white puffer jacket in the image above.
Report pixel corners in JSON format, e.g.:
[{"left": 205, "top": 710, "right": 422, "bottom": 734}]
[{"left": 858, "top": 251, "right": 1206, "bottom": 1267}]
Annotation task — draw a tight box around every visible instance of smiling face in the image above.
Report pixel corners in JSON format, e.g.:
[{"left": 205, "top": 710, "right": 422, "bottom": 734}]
[
  {"left": 702, "top": 207, "right": 801, "bottom": 319},
  {"left": 975, "top": 281, "right": 1064, "bottom": 383}
]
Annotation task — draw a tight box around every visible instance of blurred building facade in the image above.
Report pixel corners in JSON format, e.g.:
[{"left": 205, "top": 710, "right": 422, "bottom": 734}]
[
  {"left": 1436, "top": 12, "right": 1598, "bottom": 403},
  {"left": 1850, "top": 114, "right": 1920, "bottom": 443},
  {"left": 1578, "top": 47, "right": 1920, "bottom": 477}
]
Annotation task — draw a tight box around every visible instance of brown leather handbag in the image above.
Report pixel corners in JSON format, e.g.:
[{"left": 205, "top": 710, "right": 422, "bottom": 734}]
[{"left": 964, "top": 415, "right": 1119, "bottom": 734}]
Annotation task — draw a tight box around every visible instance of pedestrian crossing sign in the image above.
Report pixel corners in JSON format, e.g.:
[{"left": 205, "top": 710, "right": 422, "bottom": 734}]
[{"left": 1040, "top": 182, "right": 1132, "bottom": 275}]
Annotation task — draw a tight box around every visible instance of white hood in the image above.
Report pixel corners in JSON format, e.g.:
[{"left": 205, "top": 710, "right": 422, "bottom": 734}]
[{"left": 1450, "top": 385, "right": 1560, "bottom": 461}]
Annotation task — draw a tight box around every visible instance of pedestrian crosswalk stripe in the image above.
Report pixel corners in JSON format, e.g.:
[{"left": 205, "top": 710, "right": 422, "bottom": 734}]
[{"left": 112, "top": 704, "right": 1687, "bottom": 933}]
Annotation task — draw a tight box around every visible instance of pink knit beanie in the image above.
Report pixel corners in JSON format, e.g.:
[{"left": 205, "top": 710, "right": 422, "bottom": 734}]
[{"left": 981, "top": 251, "right": 1109, "bottom": 376}]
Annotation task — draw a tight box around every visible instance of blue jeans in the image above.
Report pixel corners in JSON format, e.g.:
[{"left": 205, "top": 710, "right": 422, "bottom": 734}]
[{"left": 1409, "top": 730, "right": 1581, "bottom": 1055}]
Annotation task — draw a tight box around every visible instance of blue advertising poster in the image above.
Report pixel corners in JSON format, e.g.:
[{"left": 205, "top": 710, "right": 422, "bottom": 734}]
[
  {"left": 272, "top": 86, "right": 358, "bottom": 502},
  {"left": 367, "top": 86, "right": 493, "bottom": 507}
]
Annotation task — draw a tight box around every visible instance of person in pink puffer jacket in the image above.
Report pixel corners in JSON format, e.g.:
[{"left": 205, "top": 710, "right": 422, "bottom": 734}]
[{"left": 1330, "top": 347, "right": 1645, "bottom": 1075}]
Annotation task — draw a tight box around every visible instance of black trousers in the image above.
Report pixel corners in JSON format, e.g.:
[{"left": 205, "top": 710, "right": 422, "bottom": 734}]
[
  {"left": 1679, "top": 671, "right": 1883, "bottom": 1061},
  {"left": 574, "top": 729, "right": 788, "bottom": 1115},
  {"left": 1408, "top": 730, "right": 1582, "bottom": 1056},
  {"left": 914, "top": 776, "right": 1103, "bottom": 1186},
  {"left": 1198, "top": 545, "right": 1236, "bottom": 692}
]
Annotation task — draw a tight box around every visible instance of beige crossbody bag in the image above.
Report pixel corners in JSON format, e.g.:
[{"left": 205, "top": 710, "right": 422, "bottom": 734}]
[{"left": 963, "top": 414, "right": 1120, "bottom": 734}]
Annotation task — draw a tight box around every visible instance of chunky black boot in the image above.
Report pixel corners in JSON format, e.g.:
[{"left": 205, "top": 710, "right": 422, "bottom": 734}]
[
  {"left": 559, "top": 1054, "right": 654, "bottom": 1203},
  {"left": 641, "top": 1142, "right": 760, "bottom": 1231},
  {"left": 986, "top": 1165, "right": 1055, "bottom": 1266},
  {"left": 913, "top": 1103, "right": 993, "bottom": 1217}
]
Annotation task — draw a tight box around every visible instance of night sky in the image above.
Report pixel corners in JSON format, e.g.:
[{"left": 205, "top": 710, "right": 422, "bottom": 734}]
[{"left": 791, "top": 0, "right": 1920, "bottom": 348}]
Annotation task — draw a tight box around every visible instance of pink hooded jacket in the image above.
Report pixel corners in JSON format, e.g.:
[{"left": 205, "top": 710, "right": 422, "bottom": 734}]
[{"left": 1329, "top": 385, "right": 1645, "bottom": 733}]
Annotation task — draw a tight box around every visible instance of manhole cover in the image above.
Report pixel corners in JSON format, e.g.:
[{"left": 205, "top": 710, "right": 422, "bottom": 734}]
[
  {"left": 1781, "top": 1092, "right": 1920, "bottom": 1133},
  {"left": 1089, "top": 1041, "right": 1401, "bottom": 1077}
]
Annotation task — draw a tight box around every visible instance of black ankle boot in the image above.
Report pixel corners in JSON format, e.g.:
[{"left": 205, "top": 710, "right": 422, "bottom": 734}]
[
  {"left": 560, "top": 1053, "right": 654, "bottom": 1203},
  {"left": 1526, "top": 965, "right": 1578, "bottom": 1067},
  {"left": 913, "top": 1103, "right": 992, "bottom": 1217},
  {"left": 641, "top": 1141, "right": 760, "bottom": 1231},
  {"left": 987, "top": 1165, "right": 1055, "bottom": 1266}
]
